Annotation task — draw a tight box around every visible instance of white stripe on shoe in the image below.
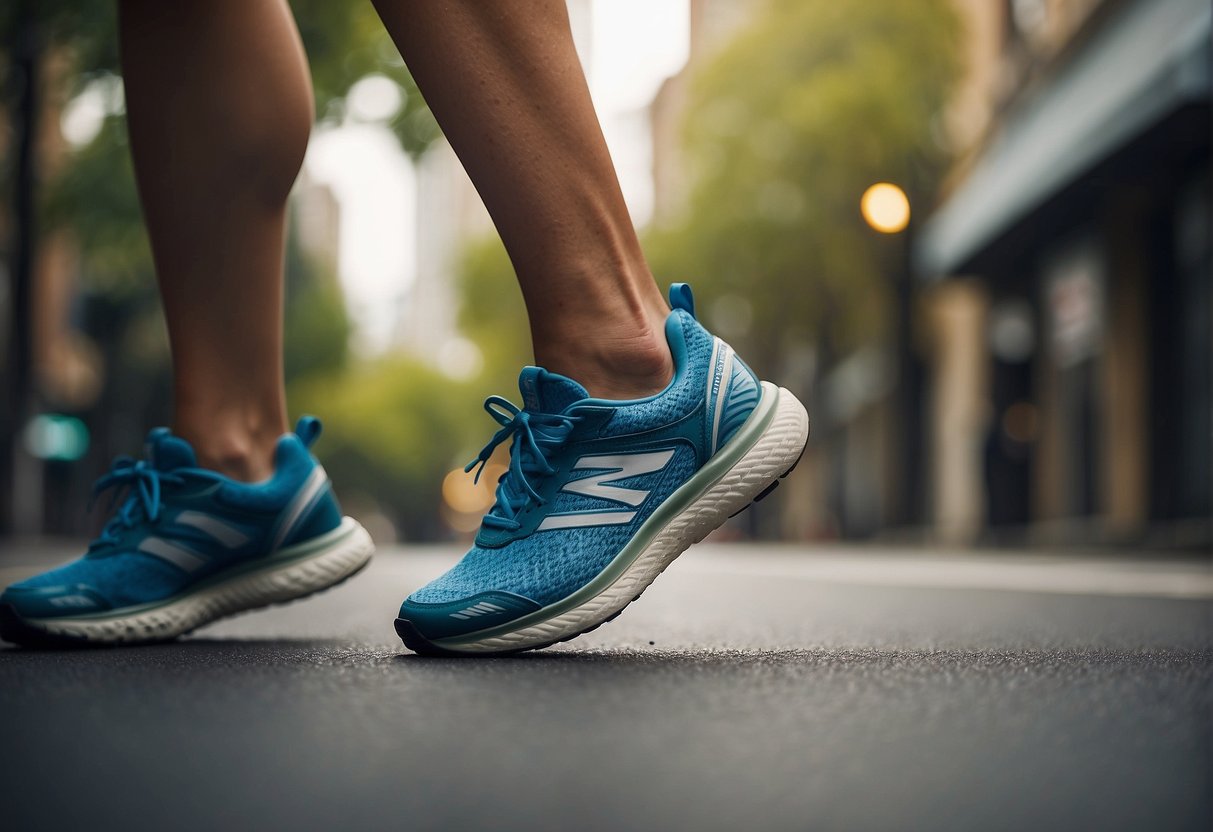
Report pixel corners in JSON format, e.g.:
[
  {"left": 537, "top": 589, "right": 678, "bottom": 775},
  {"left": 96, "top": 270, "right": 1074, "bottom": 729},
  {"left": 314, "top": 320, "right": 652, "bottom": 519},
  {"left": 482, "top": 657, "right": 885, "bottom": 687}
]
[
  {"left": 174, "top": 510, "right": 251, "bottom": 548},
  {"left": 536, "top": 511, "right": 639, "bottom": 531},
  {"left": 271, "top": 466, "right": 329, "bottom": 551},
  {"left": 138, "top": 537, "right": 208, "bottom": 572},
  {"left": 705, "top": 336, "right": 722, "bottom": 431},
  {"left": 710, "top": 345, "right": 735, "bottom": 454}
]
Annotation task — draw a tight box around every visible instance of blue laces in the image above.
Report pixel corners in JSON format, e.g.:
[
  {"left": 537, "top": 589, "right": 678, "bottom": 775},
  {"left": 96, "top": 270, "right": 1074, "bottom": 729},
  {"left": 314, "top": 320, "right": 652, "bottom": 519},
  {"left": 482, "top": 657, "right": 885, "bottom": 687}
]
[
  {"left": 465, "top": 396, "right": 578, "bottom": 531},
  {"left": 88, "top": 457, "right": 185, "bottom": 550}
]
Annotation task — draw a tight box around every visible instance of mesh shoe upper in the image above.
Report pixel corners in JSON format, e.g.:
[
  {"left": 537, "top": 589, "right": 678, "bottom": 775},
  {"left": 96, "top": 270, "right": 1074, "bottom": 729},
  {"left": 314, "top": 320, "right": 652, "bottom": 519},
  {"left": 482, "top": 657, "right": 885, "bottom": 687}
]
[{"left": 411, "top": 446, "right": 698, "bottom": 606}]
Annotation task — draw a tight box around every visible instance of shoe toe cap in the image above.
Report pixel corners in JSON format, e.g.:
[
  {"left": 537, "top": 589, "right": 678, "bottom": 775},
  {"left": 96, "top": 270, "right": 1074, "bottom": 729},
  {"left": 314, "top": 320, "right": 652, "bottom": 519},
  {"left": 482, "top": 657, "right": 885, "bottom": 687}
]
[
  {"left": 0, "top": 583, "right": 112, "bottom": 619},
  {"left": 398, "top": 590, "right": 541, "bottom": 641}
]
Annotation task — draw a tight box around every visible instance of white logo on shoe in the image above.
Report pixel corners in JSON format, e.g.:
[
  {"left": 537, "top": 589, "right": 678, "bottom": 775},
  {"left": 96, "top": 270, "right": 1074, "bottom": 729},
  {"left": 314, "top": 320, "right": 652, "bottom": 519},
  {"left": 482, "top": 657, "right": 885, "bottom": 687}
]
[
  {"left": 536, "top": 450, "right": 676, "bottom": 531},
  {"left": 450, "top": 601, "right": 507, "bottom": 620},
  {"left": 706, "top": 337, "right": 735, "bottom": 455}
]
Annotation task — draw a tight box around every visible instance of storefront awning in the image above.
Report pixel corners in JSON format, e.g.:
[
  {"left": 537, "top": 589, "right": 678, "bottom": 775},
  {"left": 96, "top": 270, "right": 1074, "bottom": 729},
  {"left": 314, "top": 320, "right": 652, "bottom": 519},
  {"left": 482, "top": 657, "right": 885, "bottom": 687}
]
[{"left": 916, "top": 0, "right": 1211, "bottom": 276}]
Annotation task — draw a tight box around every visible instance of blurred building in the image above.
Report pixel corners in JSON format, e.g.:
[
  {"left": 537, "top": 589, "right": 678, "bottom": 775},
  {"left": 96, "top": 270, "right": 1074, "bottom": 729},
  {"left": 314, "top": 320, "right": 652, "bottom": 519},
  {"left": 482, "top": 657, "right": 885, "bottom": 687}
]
[
  {"left": 650, "top": 0, "right": 759, "bottom": 225},
  {"left": 918, "top": 0, "right": 1211, "bottom": 548},
  {"left": 650, "top": 0, "right": 1210, "bottom": 549}
]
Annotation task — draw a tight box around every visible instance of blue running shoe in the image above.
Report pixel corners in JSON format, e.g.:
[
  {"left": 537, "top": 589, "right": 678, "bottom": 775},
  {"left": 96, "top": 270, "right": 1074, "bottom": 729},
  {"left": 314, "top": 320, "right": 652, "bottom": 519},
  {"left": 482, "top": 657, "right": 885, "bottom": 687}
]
[
  {"left": 396, "top": 284, "right": 809, "bottom": 655},
  {"left": 0, "top": 417, "right": 374, "bottom": 647}
]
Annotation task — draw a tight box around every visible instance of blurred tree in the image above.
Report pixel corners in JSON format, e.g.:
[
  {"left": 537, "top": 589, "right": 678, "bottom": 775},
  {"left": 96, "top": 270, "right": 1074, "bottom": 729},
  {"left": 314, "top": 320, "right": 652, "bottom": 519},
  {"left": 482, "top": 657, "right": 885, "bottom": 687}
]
[{"left": 646, "top": 0, "right": 959, "bottom": 375}]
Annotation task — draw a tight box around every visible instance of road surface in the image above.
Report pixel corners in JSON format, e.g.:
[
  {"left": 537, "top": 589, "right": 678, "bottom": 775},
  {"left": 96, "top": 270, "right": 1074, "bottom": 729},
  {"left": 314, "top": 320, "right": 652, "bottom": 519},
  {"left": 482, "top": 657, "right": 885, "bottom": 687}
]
[{"left": 1, "top": 542, "right": 1210, "bottom": 831}]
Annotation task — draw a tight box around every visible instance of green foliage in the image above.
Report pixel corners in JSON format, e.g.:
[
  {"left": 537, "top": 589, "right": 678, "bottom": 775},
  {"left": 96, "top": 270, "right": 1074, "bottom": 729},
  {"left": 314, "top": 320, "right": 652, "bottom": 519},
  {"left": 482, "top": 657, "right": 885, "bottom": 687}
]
[
  {"left": 289, "top": 357, "right": 483, "bottom": 540},
  {"left": 646, "top": 0, "right": 959, "bottom": 371}
]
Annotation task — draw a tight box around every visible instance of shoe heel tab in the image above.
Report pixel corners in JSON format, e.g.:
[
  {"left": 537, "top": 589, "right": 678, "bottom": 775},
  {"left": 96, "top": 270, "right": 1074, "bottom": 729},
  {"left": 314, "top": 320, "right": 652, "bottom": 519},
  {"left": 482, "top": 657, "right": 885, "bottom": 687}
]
[
  {"left": 669, "top": 283, "right": 696, "bottom": 318},
  {"left": 663, "top": 308, "right": 692, "bottom": 373},
  {"left": 273, "top": 421, "right": 321, "bottom": 470},
  {"left": 294, "top": 416, "right": 323, "bottom": 449},
  {"left": 273, "top": 432, "right": 309, "bottom": 471}
]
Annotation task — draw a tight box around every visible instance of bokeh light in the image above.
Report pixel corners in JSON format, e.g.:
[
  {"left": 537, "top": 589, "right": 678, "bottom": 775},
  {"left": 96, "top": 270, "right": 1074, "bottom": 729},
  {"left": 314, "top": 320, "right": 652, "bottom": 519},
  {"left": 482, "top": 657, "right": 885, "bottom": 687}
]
[
  {"left": 346, "top": 74, "right": 403, "bottom": 123},
  {"left": 860, "top": 182, "right": 911, "bottom": 233},
  {"left": 441, "top": 462, "right": 506, "bottom": 533},
  {"left": 23, "top": 414, "right": 90, "bottom": 461}
]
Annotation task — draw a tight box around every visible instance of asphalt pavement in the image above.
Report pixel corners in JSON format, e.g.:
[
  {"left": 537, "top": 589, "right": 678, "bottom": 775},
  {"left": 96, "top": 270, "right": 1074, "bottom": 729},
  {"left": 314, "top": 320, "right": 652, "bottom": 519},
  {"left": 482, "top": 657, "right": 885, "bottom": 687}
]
[{"left": 1, "top": 541, "right": 1210, "bottom": 832}]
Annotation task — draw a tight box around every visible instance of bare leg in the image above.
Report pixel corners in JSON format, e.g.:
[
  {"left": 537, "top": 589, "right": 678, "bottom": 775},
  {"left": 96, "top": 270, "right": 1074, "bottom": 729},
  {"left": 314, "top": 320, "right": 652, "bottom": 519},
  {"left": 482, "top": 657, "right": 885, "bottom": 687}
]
[
  {"left": 119, "top": 0, "right": 313, "bottom": 478},
  {"left": 373, "top": 0, "right": 673, "bottom": 399}
]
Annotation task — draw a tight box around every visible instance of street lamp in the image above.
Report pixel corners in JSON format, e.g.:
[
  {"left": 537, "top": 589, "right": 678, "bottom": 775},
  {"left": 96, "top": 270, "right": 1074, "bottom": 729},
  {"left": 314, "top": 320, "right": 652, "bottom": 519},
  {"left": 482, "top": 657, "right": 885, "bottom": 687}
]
[
  {"left": 860, "top": 182, "right": 911, "bottom": 234},
  {"left": 860, "top": 181, "right": 919, "bottom": 526}
]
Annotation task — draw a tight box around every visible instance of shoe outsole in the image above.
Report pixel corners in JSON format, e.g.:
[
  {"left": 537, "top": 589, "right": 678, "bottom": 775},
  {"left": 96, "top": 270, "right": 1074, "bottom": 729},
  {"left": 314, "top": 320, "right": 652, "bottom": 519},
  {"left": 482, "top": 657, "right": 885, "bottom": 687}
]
[
  {"left": 396, "top": 389, "right": 809, "bottom": 658},
  {"left": 0, "top": 519, "right": 375, "bottom": 649},
  {"left": 0, "top": 561, "right": 370, "bottom": 649}
]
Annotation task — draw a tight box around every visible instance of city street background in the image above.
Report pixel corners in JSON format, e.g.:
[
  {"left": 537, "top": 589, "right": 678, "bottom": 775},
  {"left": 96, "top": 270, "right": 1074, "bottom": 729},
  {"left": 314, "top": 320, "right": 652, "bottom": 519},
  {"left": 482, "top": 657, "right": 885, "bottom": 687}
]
[
  {"left": 1, "top": 541, "right": 1210, "bottom": 831},
  {"left": 1, "top": 1, "right": 1210, "bottom": 830}
]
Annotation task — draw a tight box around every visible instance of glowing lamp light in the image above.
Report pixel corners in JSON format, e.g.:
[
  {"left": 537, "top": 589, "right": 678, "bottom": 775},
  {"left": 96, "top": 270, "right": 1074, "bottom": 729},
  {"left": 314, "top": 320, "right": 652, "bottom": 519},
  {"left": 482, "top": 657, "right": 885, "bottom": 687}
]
[{"left": 860, "top": 182, "right": 910, "bottom": 234}]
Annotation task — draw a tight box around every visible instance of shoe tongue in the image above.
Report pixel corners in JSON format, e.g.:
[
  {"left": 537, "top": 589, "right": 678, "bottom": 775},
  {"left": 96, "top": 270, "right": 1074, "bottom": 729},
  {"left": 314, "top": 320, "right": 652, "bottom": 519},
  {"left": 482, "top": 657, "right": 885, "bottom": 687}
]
[
  {"left": 518, "top": 366, "right": 589, "bottom": 413},
  {"left": 145, "top": 427, "right": 198, "bottom": 471}
]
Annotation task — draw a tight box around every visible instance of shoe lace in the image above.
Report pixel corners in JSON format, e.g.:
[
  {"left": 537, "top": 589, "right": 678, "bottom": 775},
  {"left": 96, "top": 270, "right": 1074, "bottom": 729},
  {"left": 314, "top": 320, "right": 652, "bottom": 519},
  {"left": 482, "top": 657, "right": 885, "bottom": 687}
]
[
  {"left": 88, "top": 457, "right": 186, "bottom": 550},
  {"left": 465, "top": 395, "right": 578, "bottom": 531}
]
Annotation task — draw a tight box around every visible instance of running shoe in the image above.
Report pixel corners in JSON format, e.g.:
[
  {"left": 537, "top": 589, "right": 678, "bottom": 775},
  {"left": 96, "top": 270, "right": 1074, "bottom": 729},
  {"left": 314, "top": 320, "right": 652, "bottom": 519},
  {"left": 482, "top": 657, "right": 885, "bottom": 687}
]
[
  {"left": 396, "top": 283, "right": 809, "bottom": 655},
  {"left": 0, "top": 417, "right": 374, "bottom": 646}
]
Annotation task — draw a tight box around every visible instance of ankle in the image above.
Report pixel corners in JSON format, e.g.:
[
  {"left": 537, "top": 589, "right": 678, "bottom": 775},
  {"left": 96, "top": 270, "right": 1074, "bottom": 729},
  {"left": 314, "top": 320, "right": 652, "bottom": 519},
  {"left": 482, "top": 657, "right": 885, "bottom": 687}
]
[
  {"left": 173, "top": 411, "right": 285, "bottom": 482},
  {"left": 535, "top": 318, "right": 674, "bottom": 401}
]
